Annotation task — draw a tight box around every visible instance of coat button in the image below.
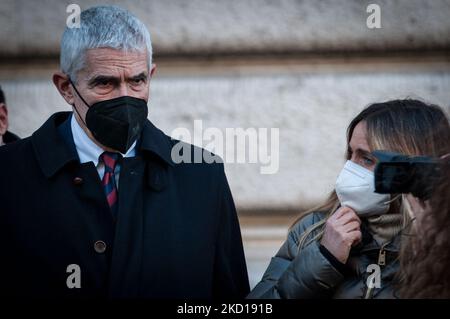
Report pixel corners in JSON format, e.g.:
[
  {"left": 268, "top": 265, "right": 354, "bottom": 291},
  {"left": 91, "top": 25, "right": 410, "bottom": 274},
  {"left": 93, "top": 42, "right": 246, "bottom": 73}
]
[
  {"left": 94, "top": 240, "right": 107, "bottom": 254},
  {"left": 73, "top": 177, "right": 83, "bottom": 185}
]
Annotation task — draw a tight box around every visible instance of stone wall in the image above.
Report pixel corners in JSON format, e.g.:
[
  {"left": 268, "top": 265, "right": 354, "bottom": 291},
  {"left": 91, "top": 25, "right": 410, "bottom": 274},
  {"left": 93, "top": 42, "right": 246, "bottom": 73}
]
[{"left": 1, "top": 0, "right": 450, "bottom": 57}]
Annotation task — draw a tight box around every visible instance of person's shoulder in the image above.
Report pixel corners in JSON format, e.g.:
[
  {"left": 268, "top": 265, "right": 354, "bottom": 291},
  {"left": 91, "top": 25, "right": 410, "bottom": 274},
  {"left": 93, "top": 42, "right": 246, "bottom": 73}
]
[
  {"left": 0, "top": 136, "right": 33, "bottom": 180},
  {"left": 275, "top": 211, "right": 327, "bottom": 260},
  {"left": 0, "top": 135, "right": 32, "bottom": 160},
  {"left": 289, "top": 211, "right": 327, "bottom": 239},
  {"left": 162, "top": 136, "right": 229, "bottom": 192},
  {"left": 167, "top": 136, "right": 225, "bottom": 172}
]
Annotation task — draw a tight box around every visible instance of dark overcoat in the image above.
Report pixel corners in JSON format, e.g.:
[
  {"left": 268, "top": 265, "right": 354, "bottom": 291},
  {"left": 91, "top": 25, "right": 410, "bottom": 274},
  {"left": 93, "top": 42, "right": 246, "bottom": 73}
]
[{"left": 0, "top": 112, "right": 249, "bottom": 298}]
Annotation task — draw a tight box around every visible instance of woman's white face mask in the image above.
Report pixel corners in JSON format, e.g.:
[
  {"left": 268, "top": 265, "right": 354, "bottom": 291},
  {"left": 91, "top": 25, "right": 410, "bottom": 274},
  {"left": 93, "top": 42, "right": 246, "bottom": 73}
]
[{"left": 335, "top": 160, "right": 391, "bottom": 217}]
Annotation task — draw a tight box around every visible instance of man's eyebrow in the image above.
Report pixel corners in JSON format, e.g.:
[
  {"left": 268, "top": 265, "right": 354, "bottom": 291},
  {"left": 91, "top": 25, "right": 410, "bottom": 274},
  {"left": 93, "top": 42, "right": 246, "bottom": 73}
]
[{"left": 87, "top": 75, "right": 120, "bottom": 86}]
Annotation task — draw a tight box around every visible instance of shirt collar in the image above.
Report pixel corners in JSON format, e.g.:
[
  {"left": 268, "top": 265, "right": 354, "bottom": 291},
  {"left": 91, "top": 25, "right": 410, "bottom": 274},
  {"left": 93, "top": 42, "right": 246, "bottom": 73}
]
[
  {"left": 70, "top": 114, "right": 136, "bottom": 166},
  {"left": 31, "top": 112, "right": 174, "bottom": 179}
]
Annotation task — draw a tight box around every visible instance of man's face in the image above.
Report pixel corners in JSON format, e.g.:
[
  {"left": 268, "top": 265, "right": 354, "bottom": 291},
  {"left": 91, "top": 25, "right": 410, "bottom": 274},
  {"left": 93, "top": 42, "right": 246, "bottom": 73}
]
[{"left": 72, "top": 48, "right": 151, "bottom": 122}]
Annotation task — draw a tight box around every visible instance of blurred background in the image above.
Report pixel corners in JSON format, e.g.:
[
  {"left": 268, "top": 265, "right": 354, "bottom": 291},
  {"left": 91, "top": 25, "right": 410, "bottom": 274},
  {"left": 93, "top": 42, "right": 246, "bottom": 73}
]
[{"left": 0, "top": 0, "right": 449, "bottom": 289}]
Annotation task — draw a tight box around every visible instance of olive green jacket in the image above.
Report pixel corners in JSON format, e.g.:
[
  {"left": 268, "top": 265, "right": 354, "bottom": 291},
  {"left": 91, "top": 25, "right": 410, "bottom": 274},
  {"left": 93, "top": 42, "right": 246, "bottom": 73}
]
[{"left": 247, "top": 212, "right": 401, "bottom": 299}]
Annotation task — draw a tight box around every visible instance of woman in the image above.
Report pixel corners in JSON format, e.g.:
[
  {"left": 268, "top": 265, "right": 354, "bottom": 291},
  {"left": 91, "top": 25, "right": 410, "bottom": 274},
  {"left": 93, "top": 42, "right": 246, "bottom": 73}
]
[{"left": 247, "top": 99, "right": 450, "bottom": 299}]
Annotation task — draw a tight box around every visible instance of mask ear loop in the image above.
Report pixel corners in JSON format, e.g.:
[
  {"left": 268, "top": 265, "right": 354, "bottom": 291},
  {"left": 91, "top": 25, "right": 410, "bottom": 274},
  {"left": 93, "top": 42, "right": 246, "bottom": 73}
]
[{"left": 68, "top": 77, "right": 91, "bottom": 127}]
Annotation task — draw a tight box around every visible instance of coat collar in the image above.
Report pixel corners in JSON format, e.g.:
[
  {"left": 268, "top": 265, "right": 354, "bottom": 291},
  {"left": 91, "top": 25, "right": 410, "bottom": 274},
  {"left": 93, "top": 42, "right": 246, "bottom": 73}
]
[
  {"left": 138, "top": 119, "right": 175, "bottom": 167},
  {"left": 3, "top": 130, "right": 20, "bottom": 144},
  {"left": 32, "top": 112, "right": 174, "bottom": 179}
]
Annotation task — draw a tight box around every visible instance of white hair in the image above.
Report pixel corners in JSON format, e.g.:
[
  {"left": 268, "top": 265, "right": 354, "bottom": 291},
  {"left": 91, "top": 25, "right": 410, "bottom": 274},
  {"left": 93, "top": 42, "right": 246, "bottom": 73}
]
[{"left": 60, "top": 5, "right": 152, "bottom": 82}]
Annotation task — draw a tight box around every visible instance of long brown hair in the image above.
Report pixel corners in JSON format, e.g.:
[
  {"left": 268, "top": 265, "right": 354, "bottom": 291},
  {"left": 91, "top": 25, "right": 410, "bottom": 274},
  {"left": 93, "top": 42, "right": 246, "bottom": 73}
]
[
  {"left": 291, "top": 99, "right": 450, "bottom": 251},
  {"left": 398, "top": 146, "right": 450, "bottom": 297}
]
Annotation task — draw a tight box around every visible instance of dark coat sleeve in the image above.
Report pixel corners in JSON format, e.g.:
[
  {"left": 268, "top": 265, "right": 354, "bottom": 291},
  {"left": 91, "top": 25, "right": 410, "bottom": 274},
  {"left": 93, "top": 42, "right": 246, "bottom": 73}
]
[
  {"left": 212, "top": 164, "right": 250, "bottom": 299},
  {"left": 247, "top": 213, "right": 344, "bottom": 299}
]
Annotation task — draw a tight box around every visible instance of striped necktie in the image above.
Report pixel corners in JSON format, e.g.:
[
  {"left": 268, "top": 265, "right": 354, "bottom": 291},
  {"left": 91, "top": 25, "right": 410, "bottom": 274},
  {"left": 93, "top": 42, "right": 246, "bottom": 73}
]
[{"left": 100, "top": 151, "right": 121, "bottom": 218}]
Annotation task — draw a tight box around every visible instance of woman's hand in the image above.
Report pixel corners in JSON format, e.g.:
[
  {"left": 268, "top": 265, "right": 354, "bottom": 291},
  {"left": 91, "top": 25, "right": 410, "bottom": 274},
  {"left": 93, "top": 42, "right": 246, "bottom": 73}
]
[{"left": 320, "top": 206, "right": 362, "bottom": 264}]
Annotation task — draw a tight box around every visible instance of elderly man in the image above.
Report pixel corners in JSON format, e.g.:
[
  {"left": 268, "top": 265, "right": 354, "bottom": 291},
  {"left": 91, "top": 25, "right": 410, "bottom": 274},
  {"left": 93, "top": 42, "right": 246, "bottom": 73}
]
[
  {"left": 0, "top": 85, "right": 20, "bottom": 146},
  {"left": 0, "top": 6, "right": 249, "bottom": 298}
]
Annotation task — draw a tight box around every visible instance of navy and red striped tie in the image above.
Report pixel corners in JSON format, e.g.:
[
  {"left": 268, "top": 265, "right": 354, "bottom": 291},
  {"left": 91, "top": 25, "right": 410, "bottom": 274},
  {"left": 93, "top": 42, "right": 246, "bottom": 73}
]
[{"left": 100, "top": 151, "right": 121, "bottom": 218}]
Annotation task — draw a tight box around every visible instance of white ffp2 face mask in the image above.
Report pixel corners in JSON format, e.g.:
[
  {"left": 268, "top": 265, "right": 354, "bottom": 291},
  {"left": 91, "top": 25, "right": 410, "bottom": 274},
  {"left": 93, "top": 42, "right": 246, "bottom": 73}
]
[{"left": 335, "top": 160, "right": 391, "bottom": 217}]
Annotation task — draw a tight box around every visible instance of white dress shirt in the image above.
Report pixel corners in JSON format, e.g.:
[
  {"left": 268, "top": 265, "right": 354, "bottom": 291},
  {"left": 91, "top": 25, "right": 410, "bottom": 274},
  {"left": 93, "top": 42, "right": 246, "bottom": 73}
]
[{"left": 70, "top": 114, "right": 136, "bottom": 187}]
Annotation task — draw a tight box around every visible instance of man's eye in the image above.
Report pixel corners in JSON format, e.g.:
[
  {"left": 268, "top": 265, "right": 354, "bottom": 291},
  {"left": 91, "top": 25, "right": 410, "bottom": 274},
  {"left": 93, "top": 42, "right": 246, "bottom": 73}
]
[
  {"left": 97, "top": 80, "right": 111, "bottom": 86},
  {"left": 132, "top": 78, "right": 145, "bottom": 85}
]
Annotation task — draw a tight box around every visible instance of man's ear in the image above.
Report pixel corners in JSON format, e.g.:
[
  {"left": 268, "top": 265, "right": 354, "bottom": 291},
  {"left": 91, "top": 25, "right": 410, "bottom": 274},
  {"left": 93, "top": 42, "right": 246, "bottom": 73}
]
[
  {"left": 0, "top": 103, "right": 8, "bottom": 135},
  {"left": 149, "top": 64, "right": 157, "bottom": 79},
  {"left": 53, "top": 72, "right": 75, "bottom": 105}
]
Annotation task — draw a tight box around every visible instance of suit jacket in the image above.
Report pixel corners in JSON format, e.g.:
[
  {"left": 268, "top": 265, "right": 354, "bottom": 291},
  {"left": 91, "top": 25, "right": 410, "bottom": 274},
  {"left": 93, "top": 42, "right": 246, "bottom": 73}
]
[{"left": 0, "top": 112, "right": 249, "bottom": 299}]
